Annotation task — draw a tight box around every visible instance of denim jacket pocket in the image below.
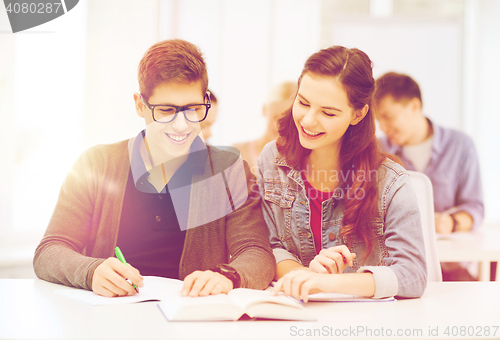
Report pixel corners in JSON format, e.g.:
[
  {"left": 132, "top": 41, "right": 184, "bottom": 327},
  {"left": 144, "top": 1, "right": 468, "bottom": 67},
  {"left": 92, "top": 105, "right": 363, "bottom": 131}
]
[
  {"left": 263, "top": 180, "right": 297, "bottom": 250},
  {"left": 264, "top": 180, "right": 296, "bottom": 208},
  {"left": 264, "top": 181, "right": 296, "bottom": 208}
]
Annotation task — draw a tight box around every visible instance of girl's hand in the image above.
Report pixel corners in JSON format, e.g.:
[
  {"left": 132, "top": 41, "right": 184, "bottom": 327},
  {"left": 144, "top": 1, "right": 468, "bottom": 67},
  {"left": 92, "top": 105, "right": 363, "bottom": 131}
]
[
  {"left": 272, "top": 269, "right": 335, "bottom": 303},
  {"left": 308, "top": 245, "right": 356, "bottom": 274}
]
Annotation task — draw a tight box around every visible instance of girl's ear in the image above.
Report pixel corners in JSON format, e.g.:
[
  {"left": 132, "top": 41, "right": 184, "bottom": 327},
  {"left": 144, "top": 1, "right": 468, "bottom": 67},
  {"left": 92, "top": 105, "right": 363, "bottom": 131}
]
[
  {"left": 133, "top": 92, "right": 146, "bottom": 118},
  {"left": 351, "top": 104, "right": 369, "bottom": 126}
]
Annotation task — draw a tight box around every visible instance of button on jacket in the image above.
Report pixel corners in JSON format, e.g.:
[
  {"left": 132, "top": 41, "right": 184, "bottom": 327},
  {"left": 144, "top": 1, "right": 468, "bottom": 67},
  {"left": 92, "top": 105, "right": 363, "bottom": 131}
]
[{"left": 258, "top": 141, "right": 427, "bottom": 298}]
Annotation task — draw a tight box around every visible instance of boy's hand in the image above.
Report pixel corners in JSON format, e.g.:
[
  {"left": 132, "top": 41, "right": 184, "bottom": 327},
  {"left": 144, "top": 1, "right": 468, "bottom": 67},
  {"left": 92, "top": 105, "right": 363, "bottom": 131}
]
[
  {"left": 92, "top": 257, "right": 144, "bottom": 297},
  {"left": 435, "top": 212, "right": 454, "bottom": 234},
  {"left": 181, "top": 270, "right": 233, "bottom": 297}
]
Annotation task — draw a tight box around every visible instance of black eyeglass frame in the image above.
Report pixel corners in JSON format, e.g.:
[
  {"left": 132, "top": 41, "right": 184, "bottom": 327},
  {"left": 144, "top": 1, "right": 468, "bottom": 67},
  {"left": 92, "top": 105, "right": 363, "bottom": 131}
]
[{"left": 140, "top": 92, "right": 211, "bottom": 123}]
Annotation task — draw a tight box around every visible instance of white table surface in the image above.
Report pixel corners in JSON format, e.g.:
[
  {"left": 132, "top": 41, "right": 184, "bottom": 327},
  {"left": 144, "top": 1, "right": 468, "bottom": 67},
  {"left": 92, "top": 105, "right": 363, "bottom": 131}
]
[
  {"left": 1, "top": 279, "right": 500, "bottom": 340},
  {"left": 436, "top": 227, "right": 500, "bottom": 281}
]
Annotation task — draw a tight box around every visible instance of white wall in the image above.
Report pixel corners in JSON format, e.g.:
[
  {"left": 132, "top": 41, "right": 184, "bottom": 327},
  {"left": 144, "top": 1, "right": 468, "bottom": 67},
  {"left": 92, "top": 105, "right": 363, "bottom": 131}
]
[
  {"left": 474, "top": 0, "right": 500, "bottom": 222},
  {"left": 0, "top": 15, "right": 16, "bottom": 248},
  {"left": 0, "top": 0, "right": 88, "bottom": 248},
  {"left": 83, "top": 0, "right": 159, "bottom": 148}
]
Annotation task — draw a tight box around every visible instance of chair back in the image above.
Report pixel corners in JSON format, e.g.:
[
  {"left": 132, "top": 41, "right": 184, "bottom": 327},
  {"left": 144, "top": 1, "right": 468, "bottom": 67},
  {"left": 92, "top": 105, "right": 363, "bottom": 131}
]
[{"left": 407, "top": 171, "right": 442, "bottom": 282}]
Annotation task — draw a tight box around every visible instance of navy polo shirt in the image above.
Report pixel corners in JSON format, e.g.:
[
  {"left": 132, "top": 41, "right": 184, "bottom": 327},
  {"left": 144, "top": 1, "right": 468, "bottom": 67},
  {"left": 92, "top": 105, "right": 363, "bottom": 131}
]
[{"left": 116, "top": 131, "right": 208, "bottom": 279}]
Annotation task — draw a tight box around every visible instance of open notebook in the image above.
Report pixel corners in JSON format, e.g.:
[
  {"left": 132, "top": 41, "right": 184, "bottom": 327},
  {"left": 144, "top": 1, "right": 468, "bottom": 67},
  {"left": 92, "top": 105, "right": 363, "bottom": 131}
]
[{"left": 56, "top": 276, "right": 176, "bottom": 306}]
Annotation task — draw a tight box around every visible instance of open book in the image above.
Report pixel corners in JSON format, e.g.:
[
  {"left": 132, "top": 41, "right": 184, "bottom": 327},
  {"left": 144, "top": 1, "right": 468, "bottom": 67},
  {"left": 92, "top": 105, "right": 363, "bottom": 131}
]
[
  {"left": 158, "top": 286, "right": 315, "bottom": 321},
  {"left": 55, "top": 276, "right": 314, "bottom": 321}
]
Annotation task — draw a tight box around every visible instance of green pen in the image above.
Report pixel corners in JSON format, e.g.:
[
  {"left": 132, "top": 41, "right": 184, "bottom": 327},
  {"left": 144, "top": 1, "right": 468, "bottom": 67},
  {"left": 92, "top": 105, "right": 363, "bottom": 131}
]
[{"left": 114, "top": 246, "right": 139, "bottom": 293}]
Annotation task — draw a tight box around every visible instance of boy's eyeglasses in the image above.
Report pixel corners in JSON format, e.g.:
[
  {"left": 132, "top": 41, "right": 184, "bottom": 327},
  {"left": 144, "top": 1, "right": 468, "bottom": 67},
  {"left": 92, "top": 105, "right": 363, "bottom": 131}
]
[{"left": 140, "top": 92, "right": 211, "bottom": 123}]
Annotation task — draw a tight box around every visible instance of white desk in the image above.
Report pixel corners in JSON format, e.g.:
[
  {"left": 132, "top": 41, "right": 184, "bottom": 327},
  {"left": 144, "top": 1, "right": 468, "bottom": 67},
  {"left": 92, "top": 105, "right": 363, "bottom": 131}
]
[
  {"left": 436, "top": 227, "right": 500, "bottom": 281},
  {"left": 1, "top": 279, "right": 499, "bottom": 340}
]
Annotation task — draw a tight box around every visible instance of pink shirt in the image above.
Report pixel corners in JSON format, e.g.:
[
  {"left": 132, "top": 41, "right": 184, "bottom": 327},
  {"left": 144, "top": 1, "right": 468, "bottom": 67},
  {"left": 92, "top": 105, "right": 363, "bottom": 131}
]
[{"left": 301, "top": 172, "right": 334, "bottom": 255}]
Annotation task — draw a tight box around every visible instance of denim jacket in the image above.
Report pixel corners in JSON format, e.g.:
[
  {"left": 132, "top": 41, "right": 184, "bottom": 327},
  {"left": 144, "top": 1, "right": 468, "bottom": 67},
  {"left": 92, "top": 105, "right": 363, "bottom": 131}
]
[{"left": 258, "top": 141, "right": 427, "bottom": 298}]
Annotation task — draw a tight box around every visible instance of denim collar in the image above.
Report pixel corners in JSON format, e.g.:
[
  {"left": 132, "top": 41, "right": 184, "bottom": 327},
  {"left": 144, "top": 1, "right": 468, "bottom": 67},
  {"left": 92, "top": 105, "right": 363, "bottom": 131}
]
[
  {"left": 272, "top": 151, "right": 344, "bottom": 199},
  {"left": 273, "top": 152, "right": 302, "bottom": 182}
]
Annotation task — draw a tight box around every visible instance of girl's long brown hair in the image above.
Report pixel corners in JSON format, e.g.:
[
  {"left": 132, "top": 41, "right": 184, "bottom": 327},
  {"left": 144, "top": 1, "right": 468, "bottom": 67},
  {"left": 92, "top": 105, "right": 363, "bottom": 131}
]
[{"left": 276, "top": 46, "right": 386, "bottom": 260}]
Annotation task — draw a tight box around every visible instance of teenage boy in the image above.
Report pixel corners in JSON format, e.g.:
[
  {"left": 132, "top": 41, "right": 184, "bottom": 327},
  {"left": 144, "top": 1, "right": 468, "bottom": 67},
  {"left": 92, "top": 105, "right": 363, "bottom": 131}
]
[
  {"left": 34, "top": 39, "right": 275, "bottom": 297},
  {"left": 373, "top": 72, "right": 484, "bottom": 280}
]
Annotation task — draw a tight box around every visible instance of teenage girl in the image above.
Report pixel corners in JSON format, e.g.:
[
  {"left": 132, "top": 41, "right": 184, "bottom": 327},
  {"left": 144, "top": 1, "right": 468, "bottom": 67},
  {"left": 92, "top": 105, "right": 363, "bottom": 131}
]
[{"left": 258, "top": 46, "right": 427, "bottom": 301}]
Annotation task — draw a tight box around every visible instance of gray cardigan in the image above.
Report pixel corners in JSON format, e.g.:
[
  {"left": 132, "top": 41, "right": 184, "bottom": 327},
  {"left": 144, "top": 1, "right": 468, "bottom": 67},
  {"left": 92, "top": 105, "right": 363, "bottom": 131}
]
[{"left": 33, "top": 139, "right": 275, "bottom": 290}]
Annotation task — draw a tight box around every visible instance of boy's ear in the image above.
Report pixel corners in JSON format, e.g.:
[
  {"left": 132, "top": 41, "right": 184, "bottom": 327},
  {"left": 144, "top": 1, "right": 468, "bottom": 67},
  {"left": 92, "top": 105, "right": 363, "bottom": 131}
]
[
  {"left": 133, "top": 92, "right": 146, "bottom": 118},
  {"left": 351, "top": 104, "right": 369, "bottom": 126},
  {"left": 408, "top": 97, "right": 422, "bottom": 114}
]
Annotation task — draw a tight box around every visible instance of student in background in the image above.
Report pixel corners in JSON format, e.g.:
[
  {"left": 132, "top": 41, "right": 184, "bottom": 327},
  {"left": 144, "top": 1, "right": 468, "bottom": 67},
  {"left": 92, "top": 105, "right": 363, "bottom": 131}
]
[
  {"left": 200, "top": 90, "right": 218, "bottom": 142},
  {"left": 258, "top": 46, "right": 427, "bottom": 301},
  {"left": 373, "top": 72, "right": 484, "bottom": 281},
  {"left": 233, "top": 81, "right": 296, "bottom": 174},
  {"left": 33, "top": 39, "right": 275, "bottom": 297}
]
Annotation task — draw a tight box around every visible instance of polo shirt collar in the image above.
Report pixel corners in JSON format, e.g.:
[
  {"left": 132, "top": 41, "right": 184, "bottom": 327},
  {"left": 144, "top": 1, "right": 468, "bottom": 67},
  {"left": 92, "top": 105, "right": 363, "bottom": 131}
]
[{"left": 129, "top": 130, "right": 208, "bottom": 189}]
